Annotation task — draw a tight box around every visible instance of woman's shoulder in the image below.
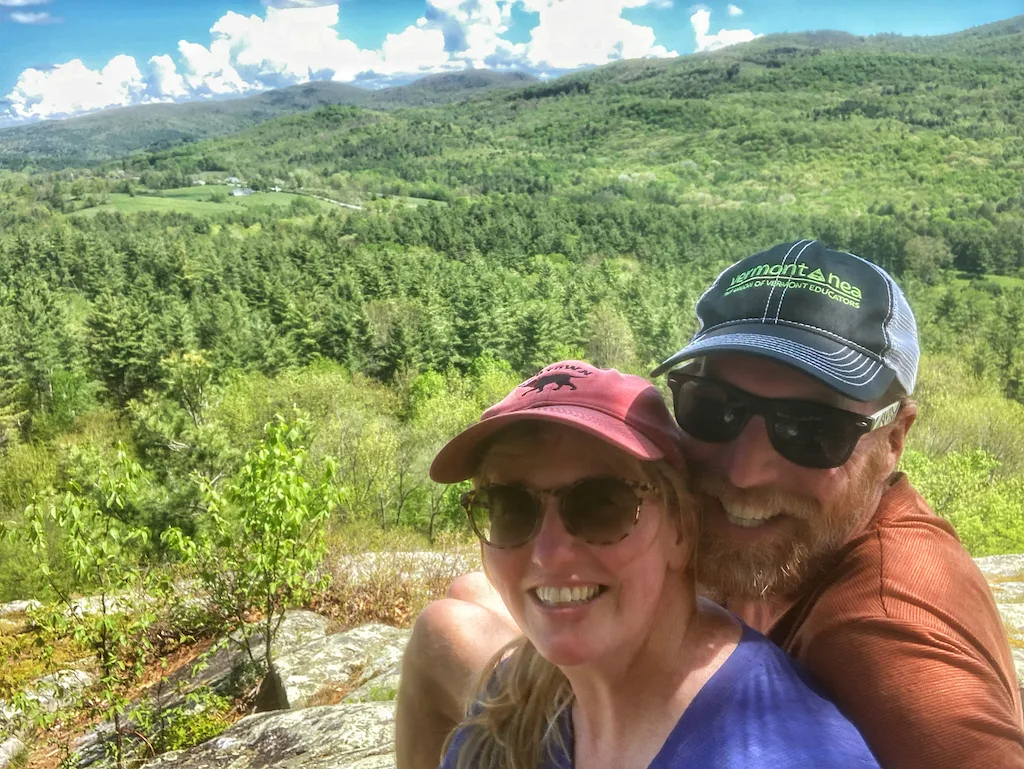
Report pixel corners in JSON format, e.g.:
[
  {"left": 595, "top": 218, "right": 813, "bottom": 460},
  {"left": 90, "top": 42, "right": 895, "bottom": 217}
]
[
  {"left": 652, "top": 622, "right": 881, "bottom": 767},
  {"left": 717, "top": 622, "right": 853, "bottom": 713}
]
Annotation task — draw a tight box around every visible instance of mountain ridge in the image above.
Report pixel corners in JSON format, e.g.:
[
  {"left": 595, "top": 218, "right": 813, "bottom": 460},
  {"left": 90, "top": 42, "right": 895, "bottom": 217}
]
[
  {"left": 1, "top": 14, "right": 1021, "bottom": 170},
  {"left": 0, "top": 70, "right": 538, "bottom": 169}
]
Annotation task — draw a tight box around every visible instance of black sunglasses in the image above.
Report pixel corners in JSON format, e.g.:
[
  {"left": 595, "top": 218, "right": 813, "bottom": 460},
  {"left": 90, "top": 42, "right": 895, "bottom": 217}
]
[
  {"left": 460, "top": 477, "right": 655, "bottom": 549},
  {"left": 667, "top": 372, "right": 902, "bottom": 470}
]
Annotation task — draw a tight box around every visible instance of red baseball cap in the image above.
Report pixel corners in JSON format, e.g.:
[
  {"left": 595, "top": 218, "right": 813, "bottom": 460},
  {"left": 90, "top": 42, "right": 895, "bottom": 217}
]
[{"left": 429, "top": 360, "right": 685, "bottom": 483}]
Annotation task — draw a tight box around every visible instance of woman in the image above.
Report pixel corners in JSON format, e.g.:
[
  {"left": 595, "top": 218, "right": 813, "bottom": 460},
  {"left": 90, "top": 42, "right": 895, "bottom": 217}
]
[{"left": 429, "top": 360, "right": 880, "bottom": 769}]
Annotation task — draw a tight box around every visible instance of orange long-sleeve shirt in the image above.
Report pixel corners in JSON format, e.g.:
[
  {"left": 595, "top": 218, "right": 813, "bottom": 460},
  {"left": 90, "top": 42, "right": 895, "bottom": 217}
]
[{"left": 765, "top": 474, "right": 1024, "bottom": 768}]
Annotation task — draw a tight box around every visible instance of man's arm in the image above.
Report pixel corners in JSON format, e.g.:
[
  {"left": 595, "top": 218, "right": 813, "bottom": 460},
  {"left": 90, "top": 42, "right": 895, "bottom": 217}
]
[{"left": 803, "top": 618, "right": 1024, "bottom": 769}]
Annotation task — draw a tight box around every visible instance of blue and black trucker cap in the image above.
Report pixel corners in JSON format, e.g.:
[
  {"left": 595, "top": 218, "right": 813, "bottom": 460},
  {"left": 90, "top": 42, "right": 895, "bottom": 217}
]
[{"left": 651, "top": 239, "right": 919, "bottom": 402}]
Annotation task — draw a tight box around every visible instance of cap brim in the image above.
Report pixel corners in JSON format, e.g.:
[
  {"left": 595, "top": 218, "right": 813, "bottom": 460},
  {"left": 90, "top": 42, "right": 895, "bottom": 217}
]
[
  {"left": 429, "top": 405, "right": 666, "bottom": 484},
  {"left": 650, "top": 324, "right": 895, "bottom": 402}
]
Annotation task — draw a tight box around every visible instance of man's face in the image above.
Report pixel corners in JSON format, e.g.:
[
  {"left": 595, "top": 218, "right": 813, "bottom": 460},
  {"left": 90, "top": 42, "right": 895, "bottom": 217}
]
[{"left": 679, "top": 354, "right": 903, "bottom": 601}]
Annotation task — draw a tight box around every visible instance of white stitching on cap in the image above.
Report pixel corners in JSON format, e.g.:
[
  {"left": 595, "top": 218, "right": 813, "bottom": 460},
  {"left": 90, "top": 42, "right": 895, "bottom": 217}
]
[
  {"left": 687, "top": 333, "right": 881, "bottom": 378},
  {"left": 743, "top": 337, "right": 877, "bottom": 375},
  {"left": 822, "top": 347, "right": 860, "bottom": 364},
  {"left": 762, "top": 240, "right": 808, "bottom": 322},
  {"left": 696, "top": 318, "right": 880, "bottom": 359},
  {"left": 686, "top": 334, "right": 884, "bottom": 384},
  {"left": 774, "top": 239, "right": 815, "bottom": 323}
]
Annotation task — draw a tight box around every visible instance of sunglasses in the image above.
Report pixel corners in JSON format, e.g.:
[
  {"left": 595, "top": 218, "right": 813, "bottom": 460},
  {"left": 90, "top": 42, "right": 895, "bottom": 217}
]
[
  {"left": 460, "top": 477, "right": 656, "bottom": 549},
  {"left": 667, "top": 372, "right": 902, "bottom": 470}
]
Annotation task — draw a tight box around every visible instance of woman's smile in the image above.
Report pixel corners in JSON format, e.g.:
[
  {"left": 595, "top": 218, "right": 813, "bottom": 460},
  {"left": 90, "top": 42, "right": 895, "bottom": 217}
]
[{"left": 531, "top": 584, "right": 606, "bottom": 606}]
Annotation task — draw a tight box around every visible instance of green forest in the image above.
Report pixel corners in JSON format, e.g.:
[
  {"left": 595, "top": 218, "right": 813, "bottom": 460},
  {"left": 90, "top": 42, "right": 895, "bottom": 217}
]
[
  {"left": 2, "top": 18, "right": 1024, "bottom": 764},
  {"left": 3, "top": 27, "right": 1024, "bottom": 609}
]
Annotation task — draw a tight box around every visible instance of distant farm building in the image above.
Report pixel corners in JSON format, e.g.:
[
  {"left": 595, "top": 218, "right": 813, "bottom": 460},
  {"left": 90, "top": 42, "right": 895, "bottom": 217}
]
[
  {"left": 231, "top": 188, "right": 255, "bottom": 197},
  {"left": 225, "top": 176, "right": 243, "bottom": 186},
  {"left": 192, "top": 179, "right": 207, "bottom": 186}
]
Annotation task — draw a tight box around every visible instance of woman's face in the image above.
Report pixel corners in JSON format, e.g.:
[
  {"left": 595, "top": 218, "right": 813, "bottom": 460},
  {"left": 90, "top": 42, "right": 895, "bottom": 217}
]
[{"left": 478, "top": 426, "right": 692, "bottom": 670}]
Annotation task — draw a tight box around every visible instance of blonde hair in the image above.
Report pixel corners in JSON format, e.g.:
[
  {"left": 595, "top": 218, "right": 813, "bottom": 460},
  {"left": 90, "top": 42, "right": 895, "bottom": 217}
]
[{"left": 447, "top": 422, "right": 696, "bottom": 769}]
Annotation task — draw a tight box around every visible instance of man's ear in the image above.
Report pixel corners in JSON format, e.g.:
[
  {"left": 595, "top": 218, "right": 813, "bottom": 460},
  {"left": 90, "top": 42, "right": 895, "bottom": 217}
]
[{"left": 886, "top": 399, "right": 917, "bottom": 465}]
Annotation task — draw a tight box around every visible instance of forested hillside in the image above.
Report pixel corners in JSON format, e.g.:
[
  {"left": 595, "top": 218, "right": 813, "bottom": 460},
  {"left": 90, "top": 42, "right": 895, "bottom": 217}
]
[
  {"left": 26, "top": 28, "right": 1019, "bottom": 273},
  {"left": 0, "top": 70, "right": 537, "bottom": 170},
  {"left": 2, "top": 19, "right": 1024, "bottom": 610}
]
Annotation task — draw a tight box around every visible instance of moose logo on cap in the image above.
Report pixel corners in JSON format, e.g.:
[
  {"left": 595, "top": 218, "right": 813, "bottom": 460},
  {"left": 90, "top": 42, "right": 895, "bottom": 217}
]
[{"left": 517, "top": 362, "right": 593, "bottom": 396}]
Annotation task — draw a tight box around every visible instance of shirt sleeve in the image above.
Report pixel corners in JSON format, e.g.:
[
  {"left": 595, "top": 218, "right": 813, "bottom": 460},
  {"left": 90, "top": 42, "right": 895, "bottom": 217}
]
[{"left": 802, "top": 617, "right": 1024, "bottom": 769}]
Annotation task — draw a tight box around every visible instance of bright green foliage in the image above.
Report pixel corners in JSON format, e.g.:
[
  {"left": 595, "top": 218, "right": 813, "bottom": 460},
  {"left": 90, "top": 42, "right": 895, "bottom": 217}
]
[
  {"left": 132, "top": 687, "right": 232, "bottom": 755},
  {"left": 903, "top": 236, "right": 956, "bottom": 285},
  {"left": 163, "top": 414, "right": 334, "bottom": 673},
  {"left": 129, "top": 351, "right": 239, "bottom": 543},
  {"left": 901, "top": 449, "right": 1024, "bottom": 556},
  {"left": 18, "top": 447, "right": 170, "bottom": 768},
  {"left": 0, "top": 28, "right": 1023, "bottom": 619},
  {"left": 909, "top": 354, "right": 1024, "bottom": 475}
]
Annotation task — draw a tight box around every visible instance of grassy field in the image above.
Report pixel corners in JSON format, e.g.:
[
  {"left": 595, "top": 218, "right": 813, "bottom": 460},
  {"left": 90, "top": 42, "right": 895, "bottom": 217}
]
[{"left": 71, "top": 186, "right": 341, "bottom": 217}]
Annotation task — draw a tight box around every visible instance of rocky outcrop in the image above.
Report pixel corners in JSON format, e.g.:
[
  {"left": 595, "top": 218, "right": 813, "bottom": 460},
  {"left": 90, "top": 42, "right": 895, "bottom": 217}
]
[
  {"left": 70, "top": 610, "right": 333, "bottom": 768},
  {"left": 334, "top": 551, "right": 476, "bottom": 586},
  {"left": 259, "top": 623, "right": 410, "bottom": 711},
  {"left": 975, "top": 554, "right": 1024, "bottom": 579},
  {"left": 141, "top": 704, "right": 396, "bottom": 769},
  {"left": 177, "top": 610, "right": 333, "bottom": 702},
  {"left": 6, "top": 552, "right": 1022, "bottom": 769},
  {"left": 0, "top": 669, "right": 95, "bottom": 737},
  {"left": 0, "top": 600, "right": 40, "bottom": 616},
  {"left": 0, "top": 737, "right": 25, "bottom": 769},
  {"left": 976, "top": 554, "right": 1024, "bottom": 692}
]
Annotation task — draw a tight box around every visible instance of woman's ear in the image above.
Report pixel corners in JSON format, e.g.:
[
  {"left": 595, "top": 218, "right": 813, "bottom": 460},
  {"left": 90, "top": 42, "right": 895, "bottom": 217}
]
[
  {"left": 666, "top": 499, "right": 697, "bottom": 572},
  {"left": 480, "top": 541, "right": 495, "bottom": 584}
]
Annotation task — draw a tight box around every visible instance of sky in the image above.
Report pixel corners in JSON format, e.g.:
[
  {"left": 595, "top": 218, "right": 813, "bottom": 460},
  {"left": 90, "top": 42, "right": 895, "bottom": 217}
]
[{"left": 0, "top": 0, "right": 1020, "bottom": 127}]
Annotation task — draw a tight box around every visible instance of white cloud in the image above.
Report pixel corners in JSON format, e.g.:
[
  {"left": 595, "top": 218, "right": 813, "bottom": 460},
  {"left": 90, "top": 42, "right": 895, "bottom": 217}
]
[
  {"left": 10, "top": 10, "right": 52, "bottom": 22},
  {"left": 146, "top": 55, "right": 188, "bottom": 99},
  {"left": 3, "top": 56, "right": 146, "bottom": 121},
  {"left": 2, "top": 0, "right": 681, "bottom": 124},
  {"left": 521, "top": 0, "right": 675, "bottom": 70},
  {"left": 727, "top": 3, "right": 742, "bottom": 16},
  {"left": 0, "top": 0, "right": 49, "bottom": 6},
  {"left": 379, "top": 26, "right": 450, "bottom": 73},
  {"left": 690, "top": 8, "right": 759, "bottom": 52}
]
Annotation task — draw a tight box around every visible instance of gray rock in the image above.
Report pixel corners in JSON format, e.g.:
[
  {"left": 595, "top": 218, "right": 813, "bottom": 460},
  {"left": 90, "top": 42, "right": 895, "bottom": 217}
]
[
  {"left": 0, "top": 600, "right": 40, "bottom": 617},
  {"left": 68, "top": 611, "right": 333, "bottom": 769},
  {"left": 262, "top": 624, "right": 410, "bottom": 710},
  {"left": 140, "top": 703, "right": 396, "bottom": 769},
  {"left": 158, "top": 609, "right": 333, "bottom": 706},
  {"left": 344, "top": 668, "right": 401, "bottom": 704},
  {"left": 334, "top": 551, "right": 476, "bottom": 587},
  {"left": 0, "top": 737, "right": 25, "bottom": 769},
  {"left": 975, "top": 554, "right": 1024, "bottom": 578},
  {"left": 229, "top": 609, "right": 332, "bottom": 657},
  {"left": 989, "top": 581, "right": 1024, "bottom": 603},
  {"left": 1, "top": 668, "right": 95, "bottom": 733},
  {"left": 996, "top": 604, "right": 1024, "bottom": 634}
]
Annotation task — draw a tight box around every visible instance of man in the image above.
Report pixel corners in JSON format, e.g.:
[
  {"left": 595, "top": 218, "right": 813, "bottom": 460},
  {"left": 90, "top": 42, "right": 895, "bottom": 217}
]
[{"left": 396, "top": 240, "right": 1024, "bottom": 768}]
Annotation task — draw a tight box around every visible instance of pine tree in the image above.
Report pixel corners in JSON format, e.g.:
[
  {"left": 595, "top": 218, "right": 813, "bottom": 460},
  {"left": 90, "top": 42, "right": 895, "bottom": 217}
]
[{"left": 0, "top": 306, "right": 26, "bottom": 449}]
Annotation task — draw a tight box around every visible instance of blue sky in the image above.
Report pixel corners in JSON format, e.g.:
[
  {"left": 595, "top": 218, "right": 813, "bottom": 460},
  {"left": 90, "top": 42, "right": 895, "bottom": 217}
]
[{"left": 0, "top": 0, "right": 1020, "bottom": 126}]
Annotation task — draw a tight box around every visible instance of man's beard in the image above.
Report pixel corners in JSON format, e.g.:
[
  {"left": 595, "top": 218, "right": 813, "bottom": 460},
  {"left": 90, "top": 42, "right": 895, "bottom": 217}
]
[{"left": 692, "top": 443, "right": 889, "bottom": 601}]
